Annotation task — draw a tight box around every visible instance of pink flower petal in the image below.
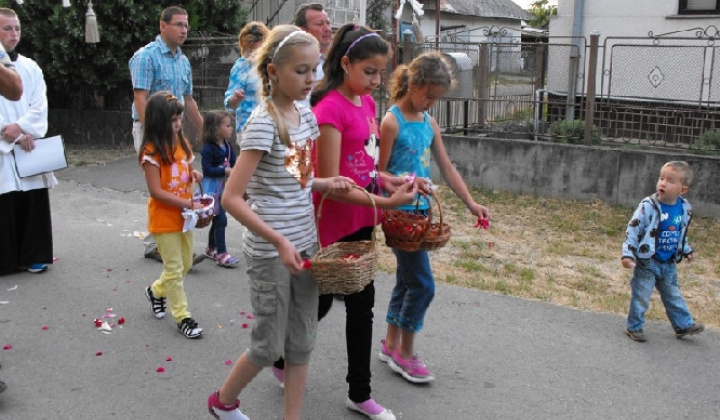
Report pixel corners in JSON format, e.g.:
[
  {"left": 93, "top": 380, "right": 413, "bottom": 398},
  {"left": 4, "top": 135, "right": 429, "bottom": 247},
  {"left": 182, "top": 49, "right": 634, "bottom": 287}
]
[
  {"left": 106, "top": 308, "right": 113, "bottom": 312},
  {"left": 225, "top": 360, "right": 232, "bottom": 366},
  {"left": 118, "top": 317, "right": 125, "bottom": 325},
  {"left": 41, "top": 326, "right": 49, "bottom": 330},
  {"left": 156, "top": 367, "right": 165, "bottom": 373},
  {"left": 3, "top": 345, "right": 12, "bottom": 350},
  {"left": 166, "top": 356, "right": 172, "bottom": 362},
  {"left": 240, "top": 311, "right": 246, "bottom": 315},
  {"left": 246, "top": 314, "right": 255, "bottom": 320},
  {"left": 242, "top": 323, "right": 248, "bottom": 329},
  {"left": 95, "top": 351, "right": 103, "bottom": 356}
]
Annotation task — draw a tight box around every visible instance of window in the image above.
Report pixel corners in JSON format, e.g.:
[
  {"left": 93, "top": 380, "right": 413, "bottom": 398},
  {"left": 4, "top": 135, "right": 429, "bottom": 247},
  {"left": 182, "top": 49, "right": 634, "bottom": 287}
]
[{"left": 679, "top": 0, "right": 720, "bottom": 14}]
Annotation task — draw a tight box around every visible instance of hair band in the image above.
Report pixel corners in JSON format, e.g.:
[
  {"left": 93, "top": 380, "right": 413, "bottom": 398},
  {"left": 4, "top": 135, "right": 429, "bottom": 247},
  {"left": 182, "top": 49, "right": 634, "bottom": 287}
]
[
  {"left": 272, "top": 30, "right": 305, "bottom": 62},
  {"left": 345, "top": 32, "right": 380, "bottom": 57}
]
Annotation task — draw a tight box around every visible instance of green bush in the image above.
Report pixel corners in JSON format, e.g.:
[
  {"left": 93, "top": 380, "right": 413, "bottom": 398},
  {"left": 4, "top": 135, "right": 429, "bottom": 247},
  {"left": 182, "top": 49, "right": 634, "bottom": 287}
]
[
  {"left": 0, "top": 0, "right": 247, "bottom": 110},
  {"left": 698, "top": 129, "right": 720, "bottom": 150},
  {"left": 548, "top": 119, "right": 601, "bottom": 145}
]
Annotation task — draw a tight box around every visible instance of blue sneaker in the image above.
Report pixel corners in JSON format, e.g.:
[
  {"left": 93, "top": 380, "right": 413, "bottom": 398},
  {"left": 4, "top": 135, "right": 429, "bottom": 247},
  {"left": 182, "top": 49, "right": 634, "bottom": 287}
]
[{"left": 27, "top": 264, "right": 48, "bottom": 273}]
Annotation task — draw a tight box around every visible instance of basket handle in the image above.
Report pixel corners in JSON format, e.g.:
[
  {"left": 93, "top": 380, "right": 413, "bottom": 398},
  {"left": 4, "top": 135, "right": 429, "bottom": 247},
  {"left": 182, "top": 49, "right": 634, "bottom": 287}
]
[
  {"left": 316, "top": 185, "right": 378, "bottom": 251},
  {"left": 418, "top": 191, "right": 442, "bottom": 241},
  {"left": 190, "top": 179, "right": 205, "bottom": 208}
]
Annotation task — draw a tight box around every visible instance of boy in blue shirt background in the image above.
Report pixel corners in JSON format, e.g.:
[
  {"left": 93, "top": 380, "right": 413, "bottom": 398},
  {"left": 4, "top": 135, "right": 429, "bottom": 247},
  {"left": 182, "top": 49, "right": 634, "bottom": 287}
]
[{"left": 621, "top": 161, "right": 704, "bottom": 342}]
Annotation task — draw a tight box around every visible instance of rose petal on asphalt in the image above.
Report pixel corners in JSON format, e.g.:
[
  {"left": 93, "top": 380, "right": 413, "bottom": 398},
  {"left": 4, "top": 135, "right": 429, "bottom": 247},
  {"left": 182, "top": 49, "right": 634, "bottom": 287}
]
[
  {"left": 225, "top": 360, "right": 232, "bottom": 366},
  {"left": 242, "top": 323, "right": 248, "bottom": 329},
  {"left": 246, "top": 314, "right": 255, "bottom": 319},
  {"left": 166, "top": 356, "right": 172, "bottom": 362},
  {"left": 41, "top": 326, "right": 49, "bottom": 330},
  {"left": 3, "top": 345, "right": 12, "bottom": 350},
  {"left": 96, "top": 351, "right": 102, "bottom": 356},
  {"left": 118, "top": 317, "right": 125, "bottom": 325},
  {"left": 156, "top": 367, "right": 165, "bottom": 373}
]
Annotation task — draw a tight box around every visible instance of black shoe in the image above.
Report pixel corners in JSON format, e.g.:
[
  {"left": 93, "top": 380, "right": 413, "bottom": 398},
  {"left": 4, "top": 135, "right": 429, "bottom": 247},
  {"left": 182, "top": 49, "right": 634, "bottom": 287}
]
[
  {"left": 177, "top": 317, "right": 203, "bottom": 339},
  {"left": 144, "top": 248, "right": 162, "bottom": 262},
  {"left": 192, "top": 253, "right": 205, "bottom": 266},
  {"left": 675, "top": 323, "right": 704, "bottom": 339},
  {"left": 144, "top": 286, "right": 166, "bottom": 319},
  {"left": 625, "top": 328, "right": 647, "bottom": 342}
]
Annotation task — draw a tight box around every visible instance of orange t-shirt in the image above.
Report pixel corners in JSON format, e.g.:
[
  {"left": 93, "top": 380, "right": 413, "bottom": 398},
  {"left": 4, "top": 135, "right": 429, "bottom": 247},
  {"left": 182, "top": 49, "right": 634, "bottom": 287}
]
[{"left": 140, "top": 140, "right": 195, "bottom": 233}]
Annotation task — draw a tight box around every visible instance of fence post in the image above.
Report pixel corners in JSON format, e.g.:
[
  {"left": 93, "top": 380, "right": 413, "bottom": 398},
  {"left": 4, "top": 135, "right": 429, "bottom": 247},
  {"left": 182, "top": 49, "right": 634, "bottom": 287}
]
[
  {"left": 584, "top": 31, "right": 600, "bottom": 145},
  {"left": 402, "top": 30, "right": 412, "bottom": 64},
  {"left": 477, "top": 43, "right": 489, "bottom": 126},
  {"left": 533, "top": 43, "right": 546, "bottom": 91}
]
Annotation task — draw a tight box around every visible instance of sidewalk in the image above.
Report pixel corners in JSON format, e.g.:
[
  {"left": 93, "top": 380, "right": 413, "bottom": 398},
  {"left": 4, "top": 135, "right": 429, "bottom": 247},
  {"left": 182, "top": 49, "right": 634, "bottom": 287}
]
[{"left": 0, "top": 157, "right": 717, "bottom": 419}]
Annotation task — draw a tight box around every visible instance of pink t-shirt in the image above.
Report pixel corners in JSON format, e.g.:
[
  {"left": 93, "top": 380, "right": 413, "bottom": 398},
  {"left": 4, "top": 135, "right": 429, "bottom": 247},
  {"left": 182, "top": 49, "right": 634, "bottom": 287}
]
[{"left": 313, "top": 90, "right": 381, "bottom": 246}]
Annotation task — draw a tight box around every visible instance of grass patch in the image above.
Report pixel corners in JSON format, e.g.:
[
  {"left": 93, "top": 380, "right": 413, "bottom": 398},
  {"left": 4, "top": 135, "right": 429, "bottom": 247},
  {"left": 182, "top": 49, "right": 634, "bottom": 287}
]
[{"left": 394, "top": 184, "right": 720, "bottom": 329}]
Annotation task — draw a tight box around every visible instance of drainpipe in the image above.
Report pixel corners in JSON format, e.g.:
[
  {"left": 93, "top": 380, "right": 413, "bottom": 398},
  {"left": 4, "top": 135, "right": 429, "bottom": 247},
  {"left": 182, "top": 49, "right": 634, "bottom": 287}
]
[{"left": 566, "top": 0, "right": 585, "bottom": 121}]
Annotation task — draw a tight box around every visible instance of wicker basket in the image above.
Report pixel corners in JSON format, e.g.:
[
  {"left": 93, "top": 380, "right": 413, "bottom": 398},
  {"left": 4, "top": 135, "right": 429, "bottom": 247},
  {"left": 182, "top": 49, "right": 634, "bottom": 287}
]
[
  {"left": 381, "top": 192, "right": 451, "bottom": 252},
  {"left": 191, "top": 183, "right": 214, "bottom": 229},
  {"left": 310, "top": 186, "right": 378, "bottom": 295}
]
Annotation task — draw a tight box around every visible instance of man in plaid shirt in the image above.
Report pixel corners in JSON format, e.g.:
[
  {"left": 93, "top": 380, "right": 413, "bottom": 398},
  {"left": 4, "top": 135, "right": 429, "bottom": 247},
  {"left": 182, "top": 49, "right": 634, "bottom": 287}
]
[{"left": 130, "top": 5, "right": 204, "bottom": 263}]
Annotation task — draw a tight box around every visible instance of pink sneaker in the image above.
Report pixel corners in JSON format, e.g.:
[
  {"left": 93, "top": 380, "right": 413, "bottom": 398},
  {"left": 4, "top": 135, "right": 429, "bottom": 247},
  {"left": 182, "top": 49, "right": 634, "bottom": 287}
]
[
  {"left": 346, "top": 397, "right": 396, "bottom": 420},
  {"left": 272, "top": 366, "right": 285, "bottom": 389},
  {"left": 378, "top": 339, "right": 392, "bottom": 363},
  {"left": 388, "top": 349, "right": 435, "bottom": 384},
  {"left": 207, "top": 391, "right": 249, "bottom": 420}
]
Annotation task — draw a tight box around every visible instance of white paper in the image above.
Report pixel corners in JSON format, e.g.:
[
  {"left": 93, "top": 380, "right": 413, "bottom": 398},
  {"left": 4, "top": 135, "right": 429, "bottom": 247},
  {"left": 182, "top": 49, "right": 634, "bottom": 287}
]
[{"left": 13, "top": 135, "right": 68, "bottom": 177}]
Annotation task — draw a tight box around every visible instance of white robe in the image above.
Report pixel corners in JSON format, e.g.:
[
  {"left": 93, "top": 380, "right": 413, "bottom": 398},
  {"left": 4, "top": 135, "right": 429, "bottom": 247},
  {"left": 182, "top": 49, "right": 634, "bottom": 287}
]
[{"left": 0, "top": 54, "right": 56, "bottom": 195}]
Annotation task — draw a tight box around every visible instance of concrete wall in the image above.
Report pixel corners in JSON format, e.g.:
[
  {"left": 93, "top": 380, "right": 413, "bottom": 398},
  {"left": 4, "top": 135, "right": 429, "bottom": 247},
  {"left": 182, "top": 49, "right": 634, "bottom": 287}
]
[{"left": 433, "top": 135, "right": 720, "bottom": 217}]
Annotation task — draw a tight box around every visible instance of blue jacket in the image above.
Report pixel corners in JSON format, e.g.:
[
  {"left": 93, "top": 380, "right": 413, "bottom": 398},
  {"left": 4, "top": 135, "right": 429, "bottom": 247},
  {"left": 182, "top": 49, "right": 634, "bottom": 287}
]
[
  {"left": 200, "top": 140, "right": 236, "bottom": 194},
  {"left": 622, "top": 193, "right": 693, "bottom": 263}
]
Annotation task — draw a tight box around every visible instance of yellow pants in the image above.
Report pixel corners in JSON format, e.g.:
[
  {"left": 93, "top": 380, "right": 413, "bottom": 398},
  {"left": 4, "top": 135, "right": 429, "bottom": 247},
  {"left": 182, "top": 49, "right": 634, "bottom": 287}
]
[{"left": 151, "top": 231, "right": 193, "bottom": 323}]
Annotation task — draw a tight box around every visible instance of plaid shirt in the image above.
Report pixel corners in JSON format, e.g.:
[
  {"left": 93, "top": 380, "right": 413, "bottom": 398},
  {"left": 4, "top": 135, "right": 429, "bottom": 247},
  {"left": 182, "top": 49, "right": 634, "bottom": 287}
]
[
  {"left": 224, "top": 56, "right": 260, "bottom": 132},
  {"left": 129, "top": 35, "right": 193, "bottom": 121}
]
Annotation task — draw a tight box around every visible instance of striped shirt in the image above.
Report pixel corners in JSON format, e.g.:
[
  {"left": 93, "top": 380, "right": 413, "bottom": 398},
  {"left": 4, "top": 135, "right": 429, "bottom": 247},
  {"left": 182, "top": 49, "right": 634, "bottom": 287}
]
[
  {"left": 239, "top": 104, "right": 320, "bottom": 258},
  {"left": 129, "top": 36, "right": 193, "bottom": 121}
]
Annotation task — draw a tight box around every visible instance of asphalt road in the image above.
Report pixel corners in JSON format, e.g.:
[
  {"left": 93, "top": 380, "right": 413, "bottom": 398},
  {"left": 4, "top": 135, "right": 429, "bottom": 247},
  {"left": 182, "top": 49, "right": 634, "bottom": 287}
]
[{"left": 0, "top": 157, "right": 718, "bottom": 419}]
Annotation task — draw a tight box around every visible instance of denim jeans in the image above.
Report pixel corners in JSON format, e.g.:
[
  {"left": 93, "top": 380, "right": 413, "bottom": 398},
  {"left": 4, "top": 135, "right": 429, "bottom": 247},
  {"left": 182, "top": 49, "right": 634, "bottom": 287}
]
[
  {"left": 208, "top": 204, "right": 228, "bottom": 253},
  {"left": 626, "top": 257, "right": 694, "bottom": 332},
  {"left": 386, "top": 248, "right": 435, "bottom": 333}
]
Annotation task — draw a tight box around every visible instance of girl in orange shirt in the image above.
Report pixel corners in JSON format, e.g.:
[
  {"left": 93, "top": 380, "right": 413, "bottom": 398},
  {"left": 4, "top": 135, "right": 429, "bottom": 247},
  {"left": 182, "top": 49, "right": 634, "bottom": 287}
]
[{"left": 139, "top": 91, "right": 205, "bottom": 339}]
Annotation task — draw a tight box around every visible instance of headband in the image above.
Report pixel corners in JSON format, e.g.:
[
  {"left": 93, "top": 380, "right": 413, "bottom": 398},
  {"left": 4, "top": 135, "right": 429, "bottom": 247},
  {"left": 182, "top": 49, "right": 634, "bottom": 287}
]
[
  {"left": 272, "top": 30, "right": 305, "bottom": 62},
  {"left": 345, "top": 32, "right": 381, "bottom": 57}
]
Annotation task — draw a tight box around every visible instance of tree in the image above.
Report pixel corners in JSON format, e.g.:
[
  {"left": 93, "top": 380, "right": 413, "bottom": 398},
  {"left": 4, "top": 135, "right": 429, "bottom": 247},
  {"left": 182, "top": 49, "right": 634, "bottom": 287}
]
[
  {"left": 366, "top": 0, "right": 394, "bottom": 34},
  {"left": 0, "top": 0, "right": 247, "bottom": 110},
  {"left": 527, "top": 0, "right": 557, "bottom": 29}
]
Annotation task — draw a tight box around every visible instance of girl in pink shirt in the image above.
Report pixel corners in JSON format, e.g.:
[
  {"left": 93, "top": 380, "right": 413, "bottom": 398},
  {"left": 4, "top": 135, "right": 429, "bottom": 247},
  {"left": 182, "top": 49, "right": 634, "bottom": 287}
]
[{"left": 272, "top": 24, "right": 415, "bottom": 420}]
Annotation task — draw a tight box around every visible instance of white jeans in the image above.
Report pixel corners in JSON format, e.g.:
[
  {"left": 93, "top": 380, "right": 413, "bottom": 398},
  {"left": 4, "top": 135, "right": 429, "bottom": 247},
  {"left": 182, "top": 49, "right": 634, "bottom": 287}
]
[{"left": 133, "top": 121, "right": 156, "bottom": 254}]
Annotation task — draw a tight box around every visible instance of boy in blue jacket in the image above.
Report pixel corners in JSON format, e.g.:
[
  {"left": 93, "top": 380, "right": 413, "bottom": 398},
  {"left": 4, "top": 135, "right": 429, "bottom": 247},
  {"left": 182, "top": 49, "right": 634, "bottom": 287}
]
[{"left": 621, "top": 161, "right": 704, "bottom": 342}]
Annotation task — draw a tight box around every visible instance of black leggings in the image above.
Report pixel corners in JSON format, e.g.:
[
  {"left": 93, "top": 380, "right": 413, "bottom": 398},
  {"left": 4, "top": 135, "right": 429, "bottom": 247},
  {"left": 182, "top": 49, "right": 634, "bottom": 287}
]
[{"left": 274, "top": 226, "right": 376, "bottom": 403}]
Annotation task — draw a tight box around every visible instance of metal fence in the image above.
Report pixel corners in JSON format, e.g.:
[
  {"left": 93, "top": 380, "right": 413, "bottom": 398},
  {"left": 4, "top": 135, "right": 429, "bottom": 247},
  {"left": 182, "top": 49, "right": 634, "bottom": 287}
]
[
  {"left": 183, "top": 25, "right": 720, "bottom": 153},
  {"left": 183, "top": 34, "right": 240, "bottom": 109}
]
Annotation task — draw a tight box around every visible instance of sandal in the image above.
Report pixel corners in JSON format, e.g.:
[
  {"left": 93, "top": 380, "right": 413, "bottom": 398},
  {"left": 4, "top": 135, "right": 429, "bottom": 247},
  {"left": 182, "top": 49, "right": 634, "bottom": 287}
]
[
  {"left": 204, "top": 247, "right": 218, "bottom": 260},
  {"left": 216, "top": 252, "right": 239, "bottom": 268}
]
